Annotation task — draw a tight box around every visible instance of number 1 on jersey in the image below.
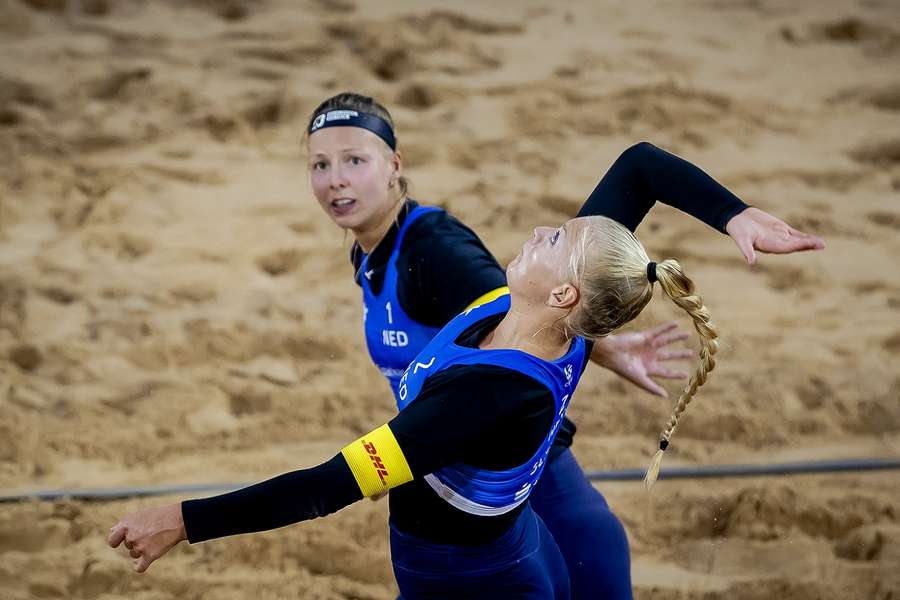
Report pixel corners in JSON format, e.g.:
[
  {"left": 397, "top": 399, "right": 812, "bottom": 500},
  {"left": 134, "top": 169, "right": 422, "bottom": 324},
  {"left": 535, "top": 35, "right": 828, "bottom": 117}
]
[{"left": 385, "top": 302, "right": 393, "bottom": 324}]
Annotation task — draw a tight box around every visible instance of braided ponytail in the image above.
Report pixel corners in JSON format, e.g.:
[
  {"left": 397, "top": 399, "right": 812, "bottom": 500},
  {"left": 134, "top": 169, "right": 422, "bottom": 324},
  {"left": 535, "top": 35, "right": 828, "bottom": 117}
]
[
  {"left": 642, "top": 258, "right": 718, "bottom": 489},
  {"left": 562, "top": 217, "right": 719, "bottom": 490}
]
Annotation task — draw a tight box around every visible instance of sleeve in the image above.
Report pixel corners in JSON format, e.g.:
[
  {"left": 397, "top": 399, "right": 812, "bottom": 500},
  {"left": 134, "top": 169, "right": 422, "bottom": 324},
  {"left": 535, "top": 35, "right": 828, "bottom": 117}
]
[
  {"left": 182, "top": 454, "right": 363, "bottom": 543},
  {"left": 576, "top": 142, "right": 749, "bottom": 233},
  {"left": 181, "top": 367, "right": 536, "bottom": 544},
  {"left": 402, "top": 214, "right": 508, "bottom": 326}
]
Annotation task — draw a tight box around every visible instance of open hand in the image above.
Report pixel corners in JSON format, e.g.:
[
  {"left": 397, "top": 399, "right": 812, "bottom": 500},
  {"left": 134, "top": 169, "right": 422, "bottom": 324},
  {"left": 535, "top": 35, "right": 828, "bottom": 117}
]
[
  {"left": 591, "top": 322, "right": 693, "bottom": 398},
  {"left": 108, "top": 503, "right": 186, "bottom": 573},
  {"left": 725, "top": 207, "right": 825, "bottom": 265}
]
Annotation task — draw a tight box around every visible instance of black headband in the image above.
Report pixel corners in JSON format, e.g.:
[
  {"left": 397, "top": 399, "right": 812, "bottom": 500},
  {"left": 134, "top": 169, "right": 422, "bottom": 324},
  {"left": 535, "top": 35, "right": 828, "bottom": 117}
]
[
  {"left": 308, "top": 109, "right": 397, "bottom": 150},
  {"left": 647, "top": 261, "right": 657, "bottom": 284}
]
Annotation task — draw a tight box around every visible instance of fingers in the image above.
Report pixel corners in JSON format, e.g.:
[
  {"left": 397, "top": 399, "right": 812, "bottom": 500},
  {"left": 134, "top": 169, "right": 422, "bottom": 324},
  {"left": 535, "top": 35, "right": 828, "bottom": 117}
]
[
  {"left": 638, "top": 376, "right": 668, "bottom": 398},
  {"left": 129, "top": 546, "right": 142, "bottom": 559},
  {"left": 135, "top": 553, "right": 153, "bottom": 574},
  {"left": 650, "top": 365, "right": 689, "bottom": 379},
  {"left": 658, "top": 348, "right": 693, "bottom": 361},
  {"left": 645, "top": 322, "right": 679, "bottom": 341},
  {"left": 108, "top": 524, "right": 126, "bottom": 548},
  {"left": 734, "top": 235, "right": 757, "bottom": 265},
  {"left": 787, "top": 224, "right": 825, "bottom": 245},
  {"left": 653, "top": 330, "right": 689, "bottom": 348}
]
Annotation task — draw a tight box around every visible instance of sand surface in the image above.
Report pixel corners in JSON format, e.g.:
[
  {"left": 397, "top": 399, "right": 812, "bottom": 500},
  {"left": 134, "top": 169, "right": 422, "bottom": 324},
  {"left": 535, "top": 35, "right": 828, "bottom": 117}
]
[{"left": 1, "top": 0, "right": 899, "bottom": 598}]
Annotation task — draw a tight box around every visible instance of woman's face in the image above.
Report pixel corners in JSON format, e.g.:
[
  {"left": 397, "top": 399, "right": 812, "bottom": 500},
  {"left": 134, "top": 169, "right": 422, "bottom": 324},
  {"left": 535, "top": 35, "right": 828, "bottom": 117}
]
[
  {"left": 506, "top": 217, "right": 592, "bottom": 307},
  {"left": 308, "top": 126, "right": 400, "bottom": 232}
]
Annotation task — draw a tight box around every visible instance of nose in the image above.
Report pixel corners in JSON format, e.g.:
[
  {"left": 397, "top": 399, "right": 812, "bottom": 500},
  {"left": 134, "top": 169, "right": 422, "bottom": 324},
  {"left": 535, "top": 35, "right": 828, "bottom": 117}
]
[{"left": 329, "top": 162, "right": 348, "bottom": 190}]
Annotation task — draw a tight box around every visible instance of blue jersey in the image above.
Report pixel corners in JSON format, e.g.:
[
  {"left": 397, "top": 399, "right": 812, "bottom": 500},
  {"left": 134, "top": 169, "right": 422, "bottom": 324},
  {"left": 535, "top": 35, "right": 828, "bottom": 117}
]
[
  {"left": 396, "top": 293, "right": 587, "bottom": 516},
  {"left": 361, "top": 206, "right": 443, "bottom": 398}
]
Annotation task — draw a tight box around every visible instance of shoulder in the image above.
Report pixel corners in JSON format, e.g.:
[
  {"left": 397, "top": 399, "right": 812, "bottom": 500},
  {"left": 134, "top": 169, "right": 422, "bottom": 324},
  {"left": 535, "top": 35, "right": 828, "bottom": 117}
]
[{"left": 403, "top": 206, "right": 486, "bottom": 249}]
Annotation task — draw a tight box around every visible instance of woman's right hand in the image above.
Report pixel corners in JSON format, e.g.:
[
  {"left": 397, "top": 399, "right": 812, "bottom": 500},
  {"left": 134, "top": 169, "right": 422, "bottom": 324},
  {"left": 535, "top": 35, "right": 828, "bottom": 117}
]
[
  {"left": 108, "top": 503, "right": 186, "bottom": 573},
  {"left": 725, "top": 207, "right": 825, "bottom": 265}
]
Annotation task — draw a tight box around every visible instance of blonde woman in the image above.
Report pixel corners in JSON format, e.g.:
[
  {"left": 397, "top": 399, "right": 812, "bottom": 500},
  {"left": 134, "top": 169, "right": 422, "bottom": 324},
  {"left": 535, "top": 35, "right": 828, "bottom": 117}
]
[{"left": 109, "top": 94, "right": 824, "bottom": 599}]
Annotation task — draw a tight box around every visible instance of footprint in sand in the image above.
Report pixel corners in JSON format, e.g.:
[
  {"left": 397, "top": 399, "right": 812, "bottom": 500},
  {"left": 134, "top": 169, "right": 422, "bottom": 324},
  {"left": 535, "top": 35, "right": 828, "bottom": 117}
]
[
  {"left": 86, "top": 67, "right": 152, "bottom": 102},
  {"left": 538, "top": 195, "right": 581, "bottom": 219},
  {"left": 399, "top": 141, "right": 438, "bottom": 169},
  {"left": 8, "top": 342, "right": 42, "bottom": 371},
  {"left": 282, "top": 331, "right": 346, "bottom": 361},
  {"left": 396, "top": 83, "right": 445, "bottom": 110},
  {"left": 759, "top": 263, "right": 821, "bottom": 292},
  {"left": 234, "top": 43, "right": 332, "bottom": 66},
  {"left": 241, "top": 93, "right": 298, "bottom": 129},
  {"left": 831, "top": 82, "right": 900, "bottom": 113},
  {"left": 781, "top": 17, "right": 900, "bottom": 55},
  {"left": 256, "top": 248, "right": 304, "bottom": 276},
  {"left": 83, "top": 231, "right": 153, "bottom": 261},
  {"left": 0, "top": 516, "right": 74, "bottom": 553},
  {"left": 223, "top": 382, "right": 273, "bottom": 416},
  {"left": 867, "top": 211, "right": 900, "bottom": 230},
  {"left": 17, "top": 0, "right": 109, "bottom": 15},
  {"left": 849, "top": 138, "right": 900, "bottom": 167},
  {"left": 834, "top": 524, "right": 895, "bottom": 561}
]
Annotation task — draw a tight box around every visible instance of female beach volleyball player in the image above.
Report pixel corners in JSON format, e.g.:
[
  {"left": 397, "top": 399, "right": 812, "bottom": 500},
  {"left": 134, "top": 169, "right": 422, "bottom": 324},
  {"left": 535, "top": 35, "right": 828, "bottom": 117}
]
[
  {"left": 300, "top": 94, "right": 824, "bottom": 598},
  {"left": 105, "top": 97, "right": 821, "bottom": 597},
  {"left": 109, "top": 97, "right": 823, "bottom": 599},
  {"left": 112, "top": 210, "right": 713, "bottom": 599}
]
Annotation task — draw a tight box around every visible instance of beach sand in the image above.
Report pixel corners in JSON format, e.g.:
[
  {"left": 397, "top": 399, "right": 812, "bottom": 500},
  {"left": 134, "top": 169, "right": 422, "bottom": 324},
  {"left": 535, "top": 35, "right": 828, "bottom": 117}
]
[{"left": 1, "top": 0, "right": 899, "bottom": 598}]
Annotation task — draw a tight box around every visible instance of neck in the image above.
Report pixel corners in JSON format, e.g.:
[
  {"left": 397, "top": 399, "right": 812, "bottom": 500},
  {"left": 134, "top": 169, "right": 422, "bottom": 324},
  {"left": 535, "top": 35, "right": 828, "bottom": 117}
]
[
  {"left": 355, "top": 196, "right": 405, "bottom": 253},
  {"left": 481, "top": 297, "right": 570, "bottom": 361}
]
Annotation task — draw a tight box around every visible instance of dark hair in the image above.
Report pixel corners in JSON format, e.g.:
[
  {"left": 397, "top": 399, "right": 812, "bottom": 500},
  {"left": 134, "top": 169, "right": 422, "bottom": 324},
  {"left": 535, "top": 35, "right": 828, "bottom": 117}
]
[{"left": 306, "top": 92, "right": 409, "bottom": 198}]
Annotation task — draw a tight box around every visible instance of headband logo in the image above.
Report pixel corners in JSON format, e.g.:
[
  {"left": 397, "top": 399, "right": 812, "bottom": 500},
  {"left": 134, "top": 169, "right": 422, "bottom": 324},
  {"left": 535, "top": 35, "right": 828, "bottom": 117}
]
[
  {"left": 325, "top": 109, "right": 358, "bottom": 121},
  {"left": 311, "top": 114, "right": 326, "bottom": 130}
]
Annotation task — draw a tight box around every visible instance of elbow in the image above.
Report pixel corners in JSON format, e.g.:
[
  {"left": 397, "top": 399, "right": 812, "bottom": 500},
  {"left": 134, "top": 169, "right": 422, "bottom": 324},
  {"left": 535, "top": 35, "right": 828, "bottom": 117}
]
[{"left": 622, "top": 141, "right": 657, "bottom": 160}]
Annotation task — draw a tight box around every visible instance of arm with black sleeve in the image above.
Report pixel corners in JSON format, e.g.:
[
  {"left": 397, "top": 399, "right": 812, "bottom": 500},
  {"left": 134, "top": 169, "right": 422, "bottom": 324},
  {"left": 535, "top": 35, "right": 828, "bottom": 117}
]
[
  {"left": 576, "top": 141, "right": 748, "bottom": 232},
  {"left": 179, "top": 367, "right": 536, "bottom": 544}
]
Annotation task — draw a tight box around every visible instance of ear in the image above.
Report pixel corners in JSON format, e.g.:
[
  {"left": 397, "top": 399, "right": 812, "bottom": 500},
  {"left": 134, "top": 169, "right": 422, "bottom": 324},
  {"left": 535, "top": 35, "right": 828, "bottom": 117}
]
[{"left": 547, "top": 283, "right": 579, "bottom": 310}]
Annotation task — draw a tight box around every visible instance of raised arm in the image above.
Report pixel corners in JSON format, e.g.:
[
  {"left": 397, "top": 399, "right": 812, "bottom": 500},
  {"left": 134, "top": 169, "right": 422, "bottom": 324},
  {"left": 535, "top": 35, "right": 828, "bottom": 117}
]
[
  {"left": 577, "top": 142, "right": 824, "bottom": 259},
  {"left": 576, "top": 142, "right": 747, "bottom": 232}
]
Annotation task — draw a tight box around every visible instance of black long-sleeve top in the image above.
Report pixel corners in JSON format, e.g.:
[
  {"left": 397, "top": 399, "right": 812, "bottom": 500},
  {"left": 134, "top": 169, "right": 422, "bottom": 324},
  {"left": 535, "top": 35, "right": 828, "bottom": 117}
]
[{"left": 182, "top": 142, "right": 748, "bottom": 546}]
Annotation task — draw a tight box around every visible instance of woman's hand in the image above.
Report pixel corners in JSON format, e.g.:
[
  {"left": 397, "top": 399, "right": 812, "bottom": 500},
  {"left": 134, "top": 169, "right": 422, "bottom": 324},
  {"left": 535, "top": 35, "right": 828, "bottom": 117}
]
[
  {"left": 591, "top": 322, "right": 693, "bottom": 398},
  {"left": 725, "top": 207, "right": 825, "bottom": 265},
  {"left": 108, "top": 503, "right": 187, "bottom": 573}
]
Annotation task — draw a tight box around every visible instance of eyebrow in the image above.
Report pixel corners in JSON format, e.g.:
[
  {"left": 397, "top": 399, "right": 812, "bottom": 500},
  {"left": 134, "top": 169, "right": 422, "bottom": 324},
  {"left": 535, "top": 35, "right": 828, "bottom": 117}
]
[{"left": 311, "top": 147, "right": 369, "bottom": 156}]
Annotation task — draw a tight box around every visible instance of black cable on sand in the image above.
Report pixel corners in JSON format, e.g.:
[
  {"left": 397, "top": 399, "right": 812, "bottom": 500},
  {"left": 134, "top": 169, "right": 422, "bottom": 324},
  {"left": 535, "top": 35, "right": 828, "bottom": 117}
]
[{"left": 1, "top": 458, "right": 898, "bottom": 503}]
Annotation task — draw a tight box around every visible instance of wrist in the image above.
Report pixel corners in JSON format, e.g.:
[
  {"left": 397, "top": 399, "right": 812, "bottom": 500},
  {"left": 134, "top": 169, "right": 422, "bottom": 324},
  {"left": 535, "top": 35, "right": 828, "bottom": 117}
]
[{"left": 590, "top": 335, "right": 616, "bottom": 367}]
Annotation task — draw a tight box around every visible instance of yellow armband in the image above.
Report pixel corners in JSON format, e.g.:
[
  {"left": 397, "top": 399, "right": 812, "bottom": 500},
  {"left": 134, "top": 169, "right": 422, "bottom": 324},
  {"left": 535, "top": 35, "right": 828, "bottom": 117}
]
[
  {"left": 465, "top": 286, "right": 510, "bottom": 311},
  {"left": 341, "top": 424, "right": 413, "bottom": 497}
]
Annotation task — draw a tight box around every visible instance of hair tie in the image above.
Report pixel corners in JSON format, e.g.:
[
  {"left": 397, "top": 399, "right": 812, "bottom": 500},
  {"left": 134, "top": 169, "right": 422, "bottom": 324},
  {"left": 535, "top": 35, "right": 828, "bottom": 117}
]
[
  {"left": 659, "top": 438, "right": 668, "bottom": 451},
  {"left": 647, "top": 261, "right": 657, "bottom": 284}
]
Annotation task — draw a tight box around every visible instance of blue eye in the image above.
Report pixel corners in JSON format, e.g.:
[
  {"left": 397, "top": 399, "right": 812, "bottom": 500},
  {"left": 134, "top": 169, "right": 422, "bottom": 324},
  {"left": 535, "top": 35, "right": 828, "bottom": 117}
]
[
  {"left": 550, "top": 230, "right": 561, "bottom": 245},
  {"left": 349, "top": 156, "right": 363, "bottom": 165}
]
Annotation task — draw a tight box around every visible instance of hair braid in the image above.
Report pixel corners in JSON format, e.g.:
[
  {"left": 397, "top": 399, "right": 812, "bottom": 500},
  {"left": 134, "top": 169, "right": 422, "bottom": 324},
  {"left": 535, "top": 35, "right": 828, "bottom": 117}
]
[{"left": 643, "top": 258, "right": 719, "bottom": 489}]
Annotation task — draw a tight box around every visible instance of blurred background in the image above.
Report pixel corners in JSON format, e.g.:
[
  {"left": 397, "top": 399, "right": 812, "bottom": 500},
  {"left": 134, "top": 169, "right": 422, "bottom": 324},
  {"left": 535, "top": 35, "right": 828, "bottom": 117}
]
[{"left": 0, "top": 0, "right": 898, "bottom": 598}]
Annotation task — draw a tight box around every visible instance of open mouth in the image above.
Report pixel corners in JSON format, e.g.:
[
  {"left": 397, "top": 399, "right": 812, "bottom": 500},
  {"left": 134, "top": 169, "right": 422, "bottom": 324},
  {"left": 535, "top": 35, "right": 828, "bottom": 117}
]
[{"left": 331, "top": 198, "right": 356, "bottom": 215}]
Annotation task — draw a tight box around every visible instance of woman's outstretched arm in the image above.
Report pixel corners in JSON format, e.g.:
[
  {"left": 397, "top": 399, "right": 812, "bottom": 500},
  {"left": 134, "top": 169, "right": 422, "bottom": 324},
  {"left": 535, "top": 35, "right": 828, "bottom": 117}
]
[
  {"left": 107, "top": 368, "right": 535, "bottom": 572},
  {"left": 576, "top": 142, "right": 824, "bottom": 259}
]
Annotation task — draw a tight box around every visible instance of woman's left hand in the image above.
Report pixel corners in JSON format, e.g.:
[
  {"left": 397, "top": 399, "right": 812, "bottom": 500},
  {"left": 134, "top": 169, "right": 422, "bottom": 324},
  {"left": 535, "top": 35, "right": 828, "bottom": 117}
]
[
  {"left": 590, "top": 322, "right": 693, "bottom": 398},
  {"left": 725, "top": 207, "right": 825, "bottom": 265},
  {"left": 108, "top": 503, "right": 187, "bottom": 573}
]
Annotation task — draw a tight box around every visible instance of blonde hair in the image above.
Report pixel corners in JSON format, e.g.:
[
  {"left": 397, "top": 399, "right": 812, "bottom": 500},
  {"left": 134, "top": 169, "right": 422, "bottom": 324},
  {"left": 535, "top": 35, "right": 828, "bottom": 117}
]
[{"left": 565, "top": 217, "right": 719, "bottom": 489}]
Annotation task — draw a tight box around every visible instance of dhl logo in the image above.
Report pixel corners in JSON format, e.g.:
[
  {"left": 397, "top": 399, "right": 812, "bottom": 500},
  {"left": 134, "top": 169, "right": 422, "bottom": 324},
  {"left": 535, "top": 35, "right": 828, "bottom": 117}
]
[{"left": 362, "top": 440, "right": 389, "bottom": 485}]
